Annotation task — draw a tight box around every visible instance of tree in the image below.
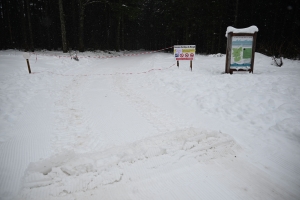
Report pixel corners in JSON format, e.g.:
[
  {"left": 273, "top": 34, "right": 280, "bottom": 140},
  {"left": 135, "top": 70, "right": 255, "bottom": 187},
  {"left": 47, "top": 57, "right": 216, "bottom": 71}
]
[
  {"left": 78, "top": 0, "right": 85, "bottom": 52},
  {"left": 234, "top": 0, "right": 239, "bottom": 27},
  {"left": 115, "top": 0, "right": 122, "bottom": 52},
  {"left": 0, "top": 0, "right": 299, "bottom": 58},
  {"left": 41, "top": 0, "right": 52, "bottom": 50},
  {"left": 58, "top": 0, "right": 68, "bottom": 52},
  {"left": 25, "top": 0, "right": 34, "bottom": 51},
  {"left": 110, "top": 0, "right": 140, "bottom": 51},
  {"left": 78, "top": 0, "right": 107, "bottom": 52},
  {"left": 19, "top": 0, "right": 28, "bottom": 50},
  {"left": 1, "top": 0, "right": 14, "bottom": 48}
]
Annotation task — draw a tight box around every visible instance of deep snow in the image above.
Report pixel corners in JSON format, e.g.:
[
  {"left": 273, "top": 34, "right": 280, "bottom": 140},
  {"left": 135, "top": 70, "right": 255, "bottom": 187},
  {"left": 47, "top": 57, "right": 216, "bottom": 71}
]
[{"left": 0, "top": 49, "right": 300, "bottom": 200}]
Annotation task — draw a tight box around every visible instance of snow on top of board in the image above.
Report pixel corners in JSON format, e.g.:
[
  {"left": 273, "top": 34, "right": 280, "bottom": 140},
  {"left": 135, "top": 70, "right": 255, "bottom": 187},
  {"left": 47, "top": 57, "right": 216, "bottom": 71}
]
[{"left": 225, "top": 26, "right": 258, "bottom": 37}]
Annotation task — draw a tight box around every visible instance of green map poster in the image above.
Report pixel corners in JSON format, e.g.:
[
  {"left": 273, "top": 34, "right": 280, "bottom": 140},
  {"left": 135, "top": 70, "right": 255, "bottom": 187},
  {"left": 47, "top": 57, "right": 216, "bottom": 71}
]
[{"left": 231, "top": 36, "right": 253, "bottom": 69}]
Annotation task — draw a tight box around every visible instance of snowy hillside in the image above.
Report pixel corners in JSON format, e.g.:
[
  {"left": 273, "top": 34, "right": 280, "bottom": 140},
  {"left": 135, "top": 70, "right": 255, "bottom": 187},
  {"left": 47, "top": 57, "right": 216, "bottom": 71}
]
[{"left": 0, "top": 50, "right": 300, "bottom": 200}]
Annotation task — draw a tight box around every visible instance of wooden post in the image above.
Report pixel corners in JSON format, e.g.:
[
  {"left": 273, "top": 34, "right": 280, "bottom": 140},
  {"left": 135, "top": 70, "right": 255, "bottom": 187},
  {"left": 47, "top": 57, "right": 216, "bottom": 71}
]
[
  {"left": 26, "top": 59, "right": 31, "bottom": 74},
  {"left": 225, "top": 32, "right": 233, "bottom": 74},
  {"left": 250, "top": 32, "right": 257, "bottom": 73},
  {"left": 190, "top": 60, "right": 192, "bottom": 71},
  {"left": 177, "top": 60, "right": 179, "bottom": 67}
]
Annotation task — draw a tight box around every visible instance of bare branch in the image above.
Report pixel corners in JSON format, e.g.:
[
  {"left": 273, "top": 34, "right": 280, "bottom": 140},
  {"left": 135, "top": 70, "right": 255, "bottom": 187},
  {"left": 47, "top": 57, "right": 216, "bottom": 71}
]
[{"left": 84, "top": 0, "right": 107, "bottom": 6}]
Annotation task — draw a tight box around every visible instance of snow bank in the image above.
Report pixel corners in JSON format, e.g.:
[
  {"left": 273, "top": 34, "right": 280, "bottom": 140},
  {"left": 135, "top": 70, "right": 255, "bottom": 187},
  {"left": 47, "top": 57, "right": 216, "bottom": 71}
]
[{"left": 17, "top": 128, "right": 241, "bottom": 199}]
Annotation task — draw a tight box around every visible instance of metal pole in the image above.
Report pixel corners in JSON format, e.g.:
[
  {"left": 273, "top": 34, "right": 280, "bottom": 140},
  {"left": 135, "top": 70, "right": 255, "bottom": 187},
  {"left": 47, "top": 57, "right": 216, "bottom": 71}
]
[
  {"left": 190, "top": 60, "right": 192, "bottom": 71},
  {"left": 26, "top": 59, "right": 31, "bottom": 74},
  {"left": 177, "top": 60, "right": 179, "bottom": 67}
]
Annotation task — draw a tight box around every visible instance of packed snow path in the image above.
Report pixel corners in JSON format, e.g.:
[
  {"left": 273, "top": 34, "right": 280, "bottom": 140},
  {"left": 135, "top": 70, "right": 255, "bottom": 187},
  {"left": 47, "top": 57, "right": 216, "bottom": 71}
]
[{"left": 0, "top": 50, "right": 300, "bottom": 200}]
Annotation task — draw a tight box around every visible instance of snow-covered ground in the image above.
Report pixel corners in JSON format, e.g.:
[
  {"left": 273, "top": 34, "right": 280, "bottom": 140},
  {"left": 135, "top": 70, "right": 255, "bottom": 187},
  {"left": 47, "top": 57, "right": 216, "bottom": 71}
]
[{"left": 0, "top": 49, "right": 300, "bottom": 200}]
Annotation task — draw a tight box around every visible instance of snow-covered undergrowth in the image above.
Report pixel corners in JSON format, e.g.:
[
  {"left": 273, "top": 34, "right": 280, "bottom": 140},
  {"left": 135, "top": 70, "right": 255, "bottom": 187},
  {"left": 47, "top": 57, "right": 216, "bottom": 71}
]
[{"left": 0, "top": 50, "right": 300, "bottom": 200}]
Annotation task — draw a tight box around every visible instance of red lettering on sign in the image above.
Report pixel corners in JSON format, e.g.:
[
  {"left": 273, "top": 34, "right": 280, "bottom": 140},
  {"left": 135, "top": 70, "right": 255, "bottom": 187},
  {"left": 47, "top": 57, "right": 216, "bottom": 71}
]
[{"left": 176, "top": 57, "right": 193, "bottom": 60}]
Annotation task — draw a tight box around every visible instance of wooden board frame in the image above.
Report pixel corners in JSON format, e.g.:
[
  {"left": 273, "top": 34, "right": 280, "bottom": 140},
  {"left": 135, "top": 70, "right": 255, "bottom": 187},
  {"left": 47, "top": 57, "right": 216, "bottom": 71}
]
[{"left": 225, "top": 32, "right": 257, "bottom": 74}]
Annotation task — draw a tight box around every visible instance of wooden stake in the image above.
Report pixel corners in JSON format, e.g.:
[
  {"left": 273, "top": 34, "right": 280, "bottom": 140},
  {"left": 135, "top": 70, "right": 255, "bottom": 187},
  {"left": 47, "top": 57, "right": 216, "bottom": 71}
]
[
  {"left": 190, "top": 60, "right": 192, "bottom": 71},
  {"left": 177, "top": 60, "right": 179, "bottom": 67},
  {"left": 26, "top": 59, "right": 31, "bottom": 74}
]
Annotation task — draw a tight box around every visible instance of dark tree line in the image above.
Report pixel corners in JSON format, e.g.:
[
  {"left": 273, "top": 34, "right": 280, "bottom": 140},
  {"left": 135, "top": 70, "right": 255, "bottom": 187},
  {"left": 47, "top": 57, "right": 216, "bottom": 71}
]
[{"left": 0, "top": 0, "right": 299, "bottom": 58}]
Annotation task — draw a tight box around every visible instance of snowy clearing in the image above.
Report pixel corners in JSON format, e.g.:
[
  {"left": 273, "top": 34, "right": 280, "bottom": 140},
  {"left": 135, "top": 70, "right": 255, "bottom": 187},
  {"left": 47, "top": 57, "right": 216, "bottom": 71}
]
[{"left": 0, "top": 50, "right": 300, "bottom": 200}]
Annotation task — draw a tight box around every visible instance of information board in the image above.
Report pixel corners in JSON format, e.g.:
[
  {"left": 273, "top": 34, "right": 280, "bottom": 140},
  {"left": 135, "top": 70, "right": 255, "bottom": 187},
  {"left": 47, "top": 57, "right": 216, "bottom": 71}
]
[
  {"left": 230, "top": 36, "right": 253, "bottom": 69},
  {"left": 174, "top": 45, "right": 196, "bottom": 61},
  {"left": 225, "top": 26, "right": 258, "bottom": 74}
]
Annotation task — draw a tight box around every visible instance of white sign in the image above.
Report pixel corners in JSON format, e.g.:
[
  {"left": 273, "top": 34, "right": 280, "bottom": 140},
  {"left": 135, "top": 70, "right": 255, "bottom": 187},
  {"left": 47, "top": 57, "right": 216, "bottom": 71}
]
[
  {"left": 174, "top": 45, "right": 196, "bottom": 61},
  {"left": 23, "top": 52, "right": 31, "bottom": 59}
]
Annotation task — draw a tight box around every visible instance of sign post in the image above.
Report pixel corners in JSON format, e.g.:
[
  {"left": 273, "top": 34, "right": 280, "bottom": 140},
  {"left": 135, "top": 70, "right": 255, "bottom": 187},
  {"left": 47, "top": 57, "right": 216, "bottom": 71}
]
[
  {"left": 225, "top": 26, "right": 258, "bottom": 74},
  {"left": 174, "top": 45, "right": 196, "bottom": 71},
  {"left": 23, "top": 52, "right": 31, "bottom": 74}
]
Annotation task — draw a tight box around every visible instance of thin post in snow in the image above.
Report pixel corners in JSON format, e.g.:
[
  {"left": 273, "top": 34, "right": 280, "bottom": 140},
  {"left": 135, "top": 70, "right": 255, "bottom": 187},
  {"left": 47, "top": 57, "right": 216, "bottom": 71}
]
[
  {"left": 26, "top": 59, "right": 31, "bottom": 74},
  {"left": 23, "top": 52, "right": 32, "bottom": 74}
]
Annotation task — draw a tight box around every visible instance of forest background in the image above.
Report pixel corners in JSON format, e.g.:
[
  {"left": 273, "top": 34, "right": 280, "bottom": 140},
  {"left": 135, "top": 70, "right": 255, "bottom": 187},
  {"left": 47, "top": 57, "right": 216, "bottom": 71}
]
[{"left": 0, "top": 0, "right": 299, "bottom": 59}]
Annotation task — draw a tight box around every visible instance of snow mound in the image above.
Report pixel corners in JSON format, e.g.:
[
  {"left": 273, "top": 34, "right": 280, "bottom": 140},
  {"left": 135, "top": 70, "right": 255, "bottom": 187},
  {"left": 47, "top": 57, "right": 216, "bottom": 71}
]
[
  {"left": 209, "top": 53, "right": 225, "bottom": 57},
  {"left": 17, "top": 128, "right": 241, "bottom": 199}
]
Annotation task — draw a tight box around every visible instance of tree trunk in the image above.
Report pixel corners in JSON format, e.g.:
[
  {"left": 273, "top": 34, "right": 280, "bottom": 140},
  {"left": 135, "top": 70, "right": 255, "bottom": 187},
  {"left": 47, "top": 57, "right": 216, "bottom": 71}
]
[
  {"left": 78, "top": 0, "right": 85, "bottom": 52},
  {"left": 251, "top": 0, "right": 256, "bottom": 23},
  {"left": 121, "top": 14, "right": 124, "bottom": 50},
  {"left": 19, "top": 0, "right": 28, "bottom": 50},
  {"left": 44, "top": 0, "right": 51, "bottom": 50},
  {"left": 25, "top": 0, "right": 34, "bottom": 51},
  {"left": 71, "top": 0, "right": 77, "bottom": 49},
  {"left": 116, "top": 15, "right": 121, "bottom": 52},
  {"left": 106, "top": 10, "right": 110, "bottom": 50},
  {"left": 210, "top": 20, "right": 215, "bottom": 53},
  {"left": 185, "top": 22, "right": 189, "bottom": 44},
  {"left": 217, "top": 20, "right": 222, "bottom": 53},
  {"left": 234, "top": 0, "right": 239, "bottom": 27},
  {"left": 2, "top": 0, "right": 13, "bottom": 47},
  {"left": 58, "top": 0, "right": 68, "bottom": 52}
]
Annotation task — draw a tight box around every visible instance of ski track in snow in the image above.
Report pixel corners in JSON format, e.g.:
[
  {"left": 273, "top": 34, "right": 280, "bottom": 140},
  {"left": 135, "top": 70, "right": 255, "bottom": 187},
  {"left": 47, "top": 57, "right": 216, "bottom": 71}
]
[
  {"left": 0, "top": 51, "right": 300, "bottom": 200},
  {"left": 0, "top": 54, "right": 76, "bottom": 199}
]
